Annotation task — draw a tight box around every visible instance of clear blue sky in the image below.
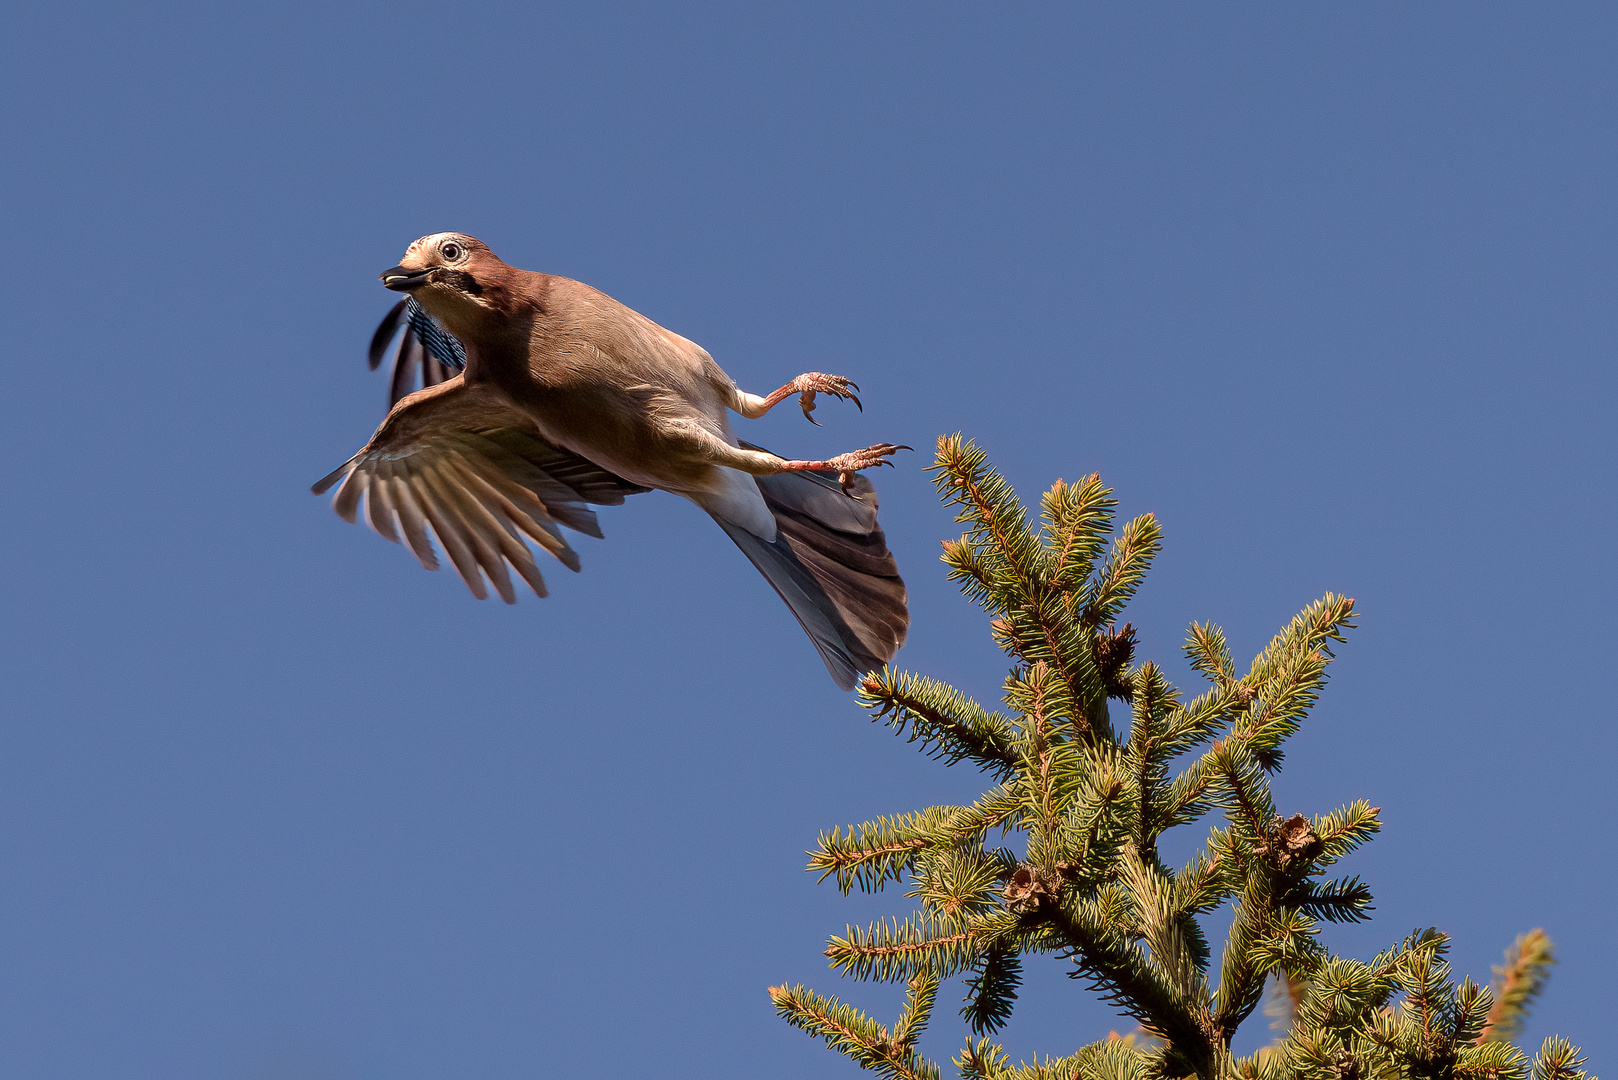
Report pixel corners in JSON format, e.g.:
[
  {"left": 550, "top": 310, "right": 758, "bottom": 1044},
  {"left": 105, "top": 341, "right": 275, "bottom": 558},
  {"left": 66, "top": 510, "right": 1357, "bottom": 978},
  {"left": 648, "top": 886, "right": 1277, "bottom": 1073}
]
[{"left": 2, "top": 4, "right": 1612, "bottom": 1077}]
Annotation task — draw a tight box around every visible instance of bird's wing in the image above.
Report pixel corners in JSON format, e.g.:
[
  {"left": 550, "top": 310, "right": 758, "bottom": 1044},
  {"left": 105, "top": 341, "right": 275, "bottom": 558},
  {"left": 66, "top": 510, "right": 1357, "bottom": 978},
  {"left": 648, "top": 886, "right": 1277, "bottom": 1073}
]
[
  {"left": 312, "top": 377, "right": 650, "bottom": 603},
  {"left": 370, "top": 299, "right": 467, "bottom": 406}
]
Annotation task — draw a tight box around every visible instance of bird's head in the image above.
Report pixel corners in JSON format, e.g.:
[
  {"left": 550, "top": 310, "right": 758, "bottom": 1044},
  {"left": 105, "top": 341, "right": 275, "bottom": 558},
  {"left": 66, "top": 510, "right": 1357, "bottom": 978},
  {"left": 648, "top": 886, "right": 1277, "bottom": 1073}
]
[{"left": 380, "top": 233, "right": 509, "bottom": 331}]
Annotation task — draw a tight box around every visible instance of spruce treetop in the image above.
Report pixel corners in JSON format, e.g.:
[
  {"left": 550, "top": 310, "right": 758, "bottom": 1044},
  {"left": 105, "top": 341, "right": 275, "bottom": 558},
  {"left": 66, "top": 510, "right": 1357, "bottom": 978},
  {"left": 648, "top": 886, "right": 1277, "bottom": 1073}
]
[{"left": 771, "top": 436, "right": 1590, "bottom": 1080}]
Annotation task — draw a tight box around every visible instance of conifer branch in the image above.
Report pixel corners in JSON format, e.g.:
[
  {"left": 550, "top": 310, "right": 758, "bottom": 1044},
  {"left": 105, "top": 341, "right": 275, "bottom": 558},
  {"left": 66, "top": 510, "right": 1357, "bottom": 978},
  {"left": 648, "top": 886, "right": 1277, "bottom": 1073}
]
[
  {"left": 1142, "top": 681, "right": 1247, "bottom": 831},
  {"left": 1479, "top": 929, "right": 1556, "bottom": 1044},
  {"left": 1292, "top": 954, "right": 1400, "bottom": 1033},
  {"left": 931, "top": 435, "right": 1046, "bottom": 613},
  {"left": 942, "top": 536, "right": 1001, "bottom": 613},
  {"left": 1186, "top": 622, "right": 1236, "bottom": 687},
  {"left": 1245, "top": 595, "right": 1358, "bottom": 684},
  {"left": 1244, "top": 907, "right": 1327, "bottom": 978},
  {"left": 1213, "top": 876, "right": 1285, "bottom": 1036},
  {"left": 1454, "top": 976, "right": 1494, "bottom": 1045},
  {"left": 826, "top": 913, "right": 987, "bottom": 982},
  {"left": 1125, "top": 663, "right": 1171, "bottom": 852},
  {"left": 1532, "top": 1036, "right": 1590, "bottom": 1080},
  {"left": 1006, "top": 662, "right": 1067, "bottom": 854},
  {"left": 933, "top": 436, "right": 1110, "bottom": 739},
  {"left": 1210, "top": 741, "right": 1278, "bottom": 844},
  {"left": 810, "top": 804, "right": 1007, "bottom": 894},
  {"left": 958, "top": 1039, "right": 1155, "bottom": 1080},
  {"left": 956, "top": 1037, "right": 1011, "bottom": 1080},
  {"left": 1086, "top": 513, "right": 1162, "bottom": 628},
  {"left": 1371, "top": 927, "right": 1450, "bottom": 987},
  {"left": 1232, "top": 595, "right": 1356, "bottom": 771},
  {"left": 1173, "top": 853, "right": 1232, "bottom": 919},
  {"left": 1459, "top": 1042, "right": 1533, "bottom": 1080},
  {"left": 991, "top": 600, "right": 1098, "bottom": 742},
  {"left": 1311, "top": 802, "right": 1381, "bottom": 866},
  {"left": 1050, "top": 900, "right": 1210, "bottom": 1065},
  {"left": 774, "top": 442, "right": 1586, "bottom": 1080},
  {"left": 768, "top": 983, "right": 943, "bottom": 1080},
  {"left": 1156, "top": 757, "right": 1221, "bottom": 831},
  {"left": 960, "top": 944, "right": 1022, "bottom": 1034},
  {"left": 1283, "top": 876, "right": 1374, "bottom": 924},
  {"left": 1161, "top": 683, "right": 1245, "bottom": 753},
  {"left": 1120, "top": 846, "right": 1209, "bottom": 994},
  {"left": 895, "top": 972, "right": 942, "bottom": 1050},
  {"left": 861, "top": 668, "right": 1019, "bottom": 776},
  {"left": 1056, "top": 760, "right": 1126, "bottom": 886},
  {"left": 969, "top": 785, "right": 1024, "bottom": 838},
  {"left": 1039, "top": 472, "right": 1114, "bottom": 594},
  {"left": 1018, "top": 599, "right": 1104, "bottom": 741},
  {"left": 912, "top": 848, "right": 1015, "bottom": 919}
]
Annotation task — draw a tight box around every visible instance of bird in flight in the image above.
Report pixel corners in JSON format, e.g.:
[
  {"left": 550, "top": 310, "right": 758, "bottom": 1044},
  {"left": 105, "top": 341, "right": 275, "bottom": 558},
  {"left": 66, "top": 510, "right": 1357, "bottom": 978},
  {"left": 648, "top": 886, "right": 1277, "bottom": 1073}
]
[{"left": 313, "top": 233, "right": 909, "bottom": 689}]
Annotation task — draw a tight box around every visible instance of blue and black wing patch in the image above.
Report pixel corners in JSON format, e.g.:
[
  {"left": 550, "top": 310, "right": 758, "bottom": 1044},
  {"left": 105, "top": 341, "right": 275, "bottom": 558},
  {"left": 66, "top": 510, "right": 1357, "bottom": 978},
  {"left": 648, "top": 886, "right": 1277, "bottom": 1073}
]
[{"left": 369, "top": 298, "right": 468, "bottom": 407}]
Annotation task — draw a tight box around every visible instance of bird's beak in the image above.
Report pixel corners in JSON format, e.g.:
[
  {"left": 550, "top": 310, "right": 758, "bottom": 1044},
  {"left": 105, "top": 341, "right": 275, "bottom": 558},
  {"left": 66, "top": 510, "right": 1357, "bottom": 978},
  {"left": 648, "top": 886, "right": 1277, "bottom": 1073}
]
[{"left": 381, "top": 265, "right": 435, "bottom": 291}]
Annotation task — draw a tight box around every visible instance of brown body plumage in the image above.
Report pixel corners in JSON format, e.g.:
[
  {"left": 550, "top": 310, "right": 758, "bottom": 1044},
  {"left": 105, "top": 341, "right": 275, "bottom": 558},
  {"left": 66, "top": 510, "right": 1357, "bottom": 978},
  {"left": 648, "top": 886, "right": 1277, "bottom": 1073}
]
[{"left": 314, "top": 233, "right": 908, "bottom": 688}]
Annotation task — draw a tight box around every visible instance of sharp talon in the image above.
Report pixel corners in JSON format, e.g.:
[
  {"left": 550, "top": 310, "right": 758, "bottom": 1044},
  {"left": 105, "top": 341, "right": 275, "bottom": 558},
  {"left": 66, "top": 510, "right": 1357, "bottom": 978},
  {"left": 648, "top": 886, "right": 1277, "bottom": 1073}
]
[
  {"left": 851, "top": 395, "right": 863, "bottom": 412},
  {"left": 805, "top": 413, "right": 820, "bottom": 426}
]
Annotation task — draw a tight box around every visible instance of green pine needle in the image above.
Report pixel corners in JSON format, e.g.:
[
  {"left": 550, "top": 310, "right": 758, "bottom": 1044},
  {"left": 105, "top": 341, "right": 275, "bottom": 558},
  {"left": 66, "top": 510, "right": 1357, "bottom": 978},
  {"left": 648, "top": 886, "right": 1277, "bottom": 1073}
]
[
  {"left": 770, "top": 439, "right": 1583, "bottom": 1080},
  {"left": 1481, "top": 929, "right": 1557, "bottom": 1043}
]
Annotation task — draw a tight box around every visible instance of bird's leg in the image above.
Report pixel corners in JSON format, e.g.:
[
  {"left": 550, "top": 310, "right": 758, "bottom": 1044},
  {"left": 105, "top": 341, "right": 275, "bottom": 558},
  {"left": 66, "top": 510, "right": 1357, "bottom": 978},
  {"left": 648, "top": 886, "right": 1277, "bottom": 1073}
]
[
  {"left": 695, "top": 437, "right": 909, "bottom": 495},
  {"left": 776, "top": 443, "right": 911, "bottom": 492},
  {"left": 738, "top": 372, "right": 862, "bottom": 424}
]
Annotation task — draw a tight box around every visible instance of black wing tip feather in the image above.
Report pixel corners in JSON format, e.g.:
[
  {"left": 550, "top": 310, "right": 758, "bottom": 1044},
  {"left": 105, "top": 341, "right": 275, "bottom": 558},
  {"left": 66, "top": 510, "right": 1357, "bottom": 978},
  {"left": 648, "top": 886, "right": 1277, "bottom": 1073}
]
[
  {"left": 389, "top": 331, "right": 423, "bottom": 406},
  {"left": 311, "top": 458, "right": 357, "bottom": 495},
  {"left": 368, "top": 299, "right": 408, "bottom": 370}
]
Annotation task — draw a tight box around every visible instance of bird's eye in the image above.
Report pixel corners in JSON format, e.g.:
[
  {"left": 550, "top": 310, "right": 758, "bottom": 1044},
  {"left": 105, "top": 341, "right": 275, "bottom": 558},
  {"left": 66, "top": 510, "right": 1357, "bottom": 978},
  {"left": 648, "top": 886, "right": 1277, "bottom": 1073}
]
[{"left": 441, "top": 242, "right": 463, "bottom": 262}]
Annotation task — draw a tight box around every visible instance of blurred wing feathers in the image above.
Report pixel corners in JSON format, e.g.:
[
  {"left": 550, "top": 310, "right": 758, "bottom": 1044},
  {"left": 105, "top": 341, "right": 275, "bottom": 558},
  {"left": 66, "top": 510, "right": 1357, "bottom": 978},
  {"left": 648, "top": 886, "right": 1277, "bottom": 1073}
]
[
  {"left": 389, "top": 331, "right": 423, "bottom": 406},
  {"left": 368, "top": 300, "right": 408, "bottom": 370},
  {"left": 312, "top": 379, "right": 647, "bottom": 602}
]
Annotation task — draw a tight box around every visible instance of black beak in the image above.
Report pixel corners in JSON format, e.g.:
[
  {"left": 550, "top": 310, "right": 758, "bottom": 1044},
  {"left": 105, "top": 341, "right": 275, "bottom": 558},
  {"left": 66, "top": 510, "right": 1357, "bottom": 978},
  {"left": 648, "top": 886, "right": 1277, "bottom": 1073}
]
[{"left": 381, "top": 265, "right": 435, "bottom": 291}]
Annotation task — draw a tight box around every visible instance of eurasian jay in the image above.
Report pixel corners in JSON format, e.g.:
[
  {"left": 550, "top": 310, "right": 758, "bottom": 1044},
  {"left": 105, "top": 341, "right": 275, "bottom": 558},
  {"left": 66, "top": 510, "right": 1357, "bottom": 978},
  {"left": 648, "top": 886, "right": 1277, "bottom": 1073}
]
[{"left": 314, "top": 233, "right": 908, "bottom": 689}]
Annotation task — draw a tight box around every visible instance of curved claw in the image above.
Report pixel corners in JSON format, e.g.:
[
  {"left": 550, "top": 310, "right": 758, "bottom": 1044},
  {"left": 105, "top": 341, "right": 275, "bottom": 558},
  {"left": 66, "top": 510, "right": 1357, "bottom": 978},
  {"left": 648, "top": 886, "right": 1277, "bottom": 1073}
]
[
  {"left": 788, "top": 373, "right": 865, "bottom": 425},
  {"left": 827, "top": 442, "right": 912, "bottom": 491}
]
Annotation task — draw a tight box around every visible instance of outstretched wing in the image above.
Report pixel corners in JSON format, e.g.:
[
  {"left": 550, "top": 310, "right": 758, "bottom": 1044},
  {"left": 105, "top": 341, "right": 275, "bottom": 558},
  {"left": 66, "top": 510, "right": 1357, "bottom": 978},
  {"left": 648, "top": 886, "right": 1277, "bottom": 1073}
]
[
  {"left": 313, "top": 378, "right": 650, "bottom": 602},
  {"left": 370, "top": 299, "right": 468, "bottom": 406}
]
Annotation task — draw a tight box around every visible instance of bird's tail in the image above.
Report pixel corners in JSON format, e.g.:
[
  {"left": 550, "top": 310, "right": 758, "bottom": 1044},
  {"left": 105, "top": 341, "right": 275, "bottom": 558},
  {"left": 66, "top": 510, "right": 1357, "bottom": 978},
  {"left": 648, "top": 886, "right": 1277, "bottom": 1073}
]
[{"left": 712, "top": 448, "right": 908, "bottom": 691}]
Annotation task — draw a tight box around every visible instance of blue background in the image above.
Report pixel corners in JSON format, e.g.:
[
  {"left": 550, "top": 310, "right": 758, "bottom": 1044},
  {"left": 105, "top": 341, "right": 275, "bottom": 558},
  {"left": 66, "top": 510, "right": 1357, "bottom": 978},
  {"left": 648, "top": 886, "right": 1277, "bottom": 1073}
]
[{"left": 1, "top": 4, "right": 1612, "bottom": 1076}]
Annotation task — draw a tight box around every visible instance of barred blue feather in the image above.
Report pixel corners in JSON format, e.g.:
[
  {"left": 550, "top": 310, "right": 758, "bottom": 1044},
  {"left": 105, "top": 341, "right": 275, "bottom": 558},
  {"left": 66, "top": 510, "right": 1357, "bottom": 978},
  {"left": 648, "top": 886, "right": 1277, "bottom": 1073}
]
[
  {"left": 368, "top": 299, "right": 466, "bottom": 407},
  {"left": 404, "top": 299, "right": 467, "bottom": 370}
]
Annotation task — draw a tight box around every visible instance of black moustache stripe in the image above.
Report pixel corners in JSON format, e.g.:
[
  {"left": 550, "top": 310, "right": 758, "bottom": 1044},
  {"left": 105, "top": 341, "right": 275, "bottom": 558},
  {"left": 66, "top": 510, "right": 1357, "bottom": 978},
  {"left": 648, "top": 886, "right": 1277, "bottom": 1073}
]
[{"left": 438, "top": 270, "right": 482, "bottom": 296}]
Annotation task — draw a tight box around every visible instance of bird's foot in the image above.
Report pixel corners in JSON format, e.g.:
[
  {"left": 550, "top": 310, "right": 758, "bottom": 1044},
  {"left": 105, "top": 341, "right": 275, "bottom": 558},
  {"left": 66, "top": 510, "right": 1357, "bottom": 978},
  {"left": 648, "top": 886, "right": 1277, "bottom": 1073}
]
[
  {"left": 764, "top": 372, "right": 862, "bottom": 424},
  {"left": 781, "top": 443, "right": 911, "bottom": 493}
]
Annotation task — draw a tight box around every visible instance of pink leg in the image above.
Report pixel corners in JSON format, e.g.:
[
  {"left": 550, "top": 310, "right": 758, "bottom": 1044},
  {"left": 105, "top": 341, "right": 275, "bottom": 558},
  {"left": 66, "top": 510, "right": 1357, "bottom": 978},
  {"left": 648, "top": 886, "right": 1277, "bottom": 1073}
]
[
  {"left": 777, "top": 443, "right": 911, "bottom": 492},
  {"left": 759, "top": 372, "right": 862, "bottom": 424}
]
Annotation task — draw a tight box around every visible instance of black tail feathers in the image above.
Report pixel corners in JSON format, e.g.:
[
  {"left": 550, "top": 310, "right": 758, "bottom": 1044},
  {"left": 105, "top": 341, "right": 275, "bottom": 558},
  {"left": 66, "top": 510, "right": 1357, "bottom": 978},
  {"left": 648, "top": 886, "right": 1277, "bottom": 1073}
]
[{"left": 715, "top": 457, "right": 908, "bottom": 690}]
